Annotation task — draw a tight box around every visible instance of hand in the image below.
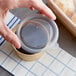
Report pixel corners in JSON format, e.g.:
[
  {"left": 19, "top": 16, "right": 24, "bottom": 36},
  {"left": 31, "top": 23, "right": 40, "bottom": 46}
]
[{"left": 0, "top": 0, "right": 56, "bottom": 48}]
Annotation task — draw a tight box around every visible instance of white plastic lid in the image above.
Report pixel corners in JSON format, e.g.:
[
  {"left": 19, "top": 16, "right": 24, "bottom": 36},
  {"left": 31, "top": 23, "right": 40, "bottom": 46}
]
[{"left": 17, "top": 14, "right": 59, "bottom": 54}]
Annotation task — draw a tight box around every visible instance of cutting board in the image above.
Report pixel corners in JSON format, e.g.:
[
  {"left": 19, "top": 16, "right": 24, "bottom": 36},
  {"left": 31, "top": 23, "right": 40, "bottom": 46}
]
[{"left": 47, "top": 0, "right": 76, "bottom": 37}]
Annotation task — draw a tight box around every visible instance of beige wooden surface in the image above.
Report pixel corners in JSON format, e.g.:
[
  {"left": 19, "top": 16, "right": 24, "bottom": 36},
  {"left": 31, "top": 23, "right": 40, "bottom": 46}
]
[{"left": 47, "top": 0, "right": 76, "bottom": 37}]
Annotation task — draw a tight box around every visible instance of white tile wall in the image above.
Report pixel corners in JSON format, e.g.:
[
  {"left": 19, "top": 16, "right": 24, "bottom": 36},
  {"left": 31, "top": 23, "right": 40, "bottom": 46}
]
[
  {"left": 2, "top": 57, "right": 17, "bottom": 72},
  {"left": 68, "top": 58, "right": 76, "bottom": 71},
  {"left": 43, "top": 70, "right": 56, "bottom": 76},
  {"left": 20, "top": 61, "right": 36, "bottom": 70},
  {"left": 0, "top": 51, "right": 7, "bottom": 65},
  {"left": 47, "top": 46, "right": 61, "bottom": 57},
  {"left": 39, "top": 53, "right": 54, "bottom": 67},
  {"left": 50, "top": 60, "right": 64, "bottom": 74},
  {"left": 57, "top": 50, "right": 72, "bottom": 64},
  {"left": 31, "top": 63, "right": 46, "bottom": 76},
  {"left": 26, "top": 72, "right": 35, "bottom": 76},
  {"left": 60, "top": 67, "right": 76, "bottom": 76},
  {"left": 12, "top": 64, "right": 28, "bottom": 76},
  {"left": 0, "top": 41, "right": 13, "bottom": 55},
  {"left": 10, "top": 51, "right": 21, "bottom": 63}
]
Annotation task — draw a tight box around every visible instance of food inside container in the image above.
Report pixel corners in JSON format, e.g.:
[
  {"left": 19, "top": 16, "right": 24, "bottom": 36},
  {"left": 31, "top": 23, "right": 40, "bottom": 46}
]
[
  {"left": 47, "top": 0, "right": 76, "bottom": 37},
  {"left": 54, "top": 0, "right": 76, "bottom": 24}
]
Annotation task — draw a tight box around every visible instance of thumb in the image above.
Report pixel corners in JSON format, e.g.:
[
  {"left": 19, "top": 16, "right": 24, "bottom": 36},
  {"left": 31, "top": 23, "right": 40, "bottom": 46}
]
[{"left": 0, "top": 20, "right": 21, "bottom": 48}]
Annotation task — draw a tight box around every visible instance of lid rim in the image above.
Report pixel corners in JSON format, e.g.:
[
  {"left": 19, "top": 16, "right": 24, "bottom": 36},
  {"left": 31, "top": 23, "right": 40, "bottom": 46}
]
[{"left": 16, "top": 14, "right": 59, "bottom": 53}]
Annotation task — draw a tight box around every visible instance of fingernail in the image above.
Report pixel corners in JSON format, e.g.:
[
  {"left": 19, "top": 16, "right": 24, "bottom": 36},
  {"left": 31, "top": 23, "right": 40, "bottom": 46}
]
[
  {"left": 14, "top": 42, "right": 21, "bottom": 49},
  {"left": 53, "top": 16, "right": 56, "bottom": 20},
  {"left": 51, "top": 14, "right": 56, "bottom": 20}
]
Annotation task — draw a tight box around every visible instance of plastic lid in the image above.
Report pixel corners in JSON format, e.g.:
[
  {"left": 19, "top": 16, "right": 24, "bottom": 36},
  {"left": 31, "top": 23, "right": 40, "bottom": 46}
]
[
  {"left": 17, "top": 14, "right": 59, "bottom": 54},
  {"left": 20, "top": 20, "right": 49, "bottom": 49}
]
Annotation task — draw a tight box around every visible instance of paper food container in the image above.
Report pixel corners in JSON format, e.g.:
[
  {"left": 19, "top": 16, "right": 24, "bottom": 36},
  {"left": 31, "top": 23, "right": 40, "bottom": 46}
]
[
  {"left": 12, "top": 14, "right": 59, "bottom": 61},
  {"left": 47, "top": 0, "right": 76, "bottom": 37}
]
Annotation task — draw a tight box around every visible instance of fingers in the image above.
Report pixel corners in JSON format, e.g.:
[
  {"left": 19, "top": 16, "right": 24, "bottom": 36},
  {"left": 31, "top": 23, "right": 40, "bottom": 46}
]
[
  {"left": 32, "top": 1, "right": 56, "bottom": 20},
  {"left": 16, "top": 0, "right": 56, "bottom": 20},
  {"left": 0, "top": 21, "right": 21, "bottom": 48}
]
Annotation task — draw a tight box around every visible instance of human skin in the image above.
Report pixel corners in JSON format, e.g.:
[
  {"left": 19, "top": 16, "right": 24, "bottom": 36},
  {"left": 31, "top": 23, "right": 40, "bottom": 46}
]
[{"left": 0, "top": 0, "right": 56, "bottom": 48}]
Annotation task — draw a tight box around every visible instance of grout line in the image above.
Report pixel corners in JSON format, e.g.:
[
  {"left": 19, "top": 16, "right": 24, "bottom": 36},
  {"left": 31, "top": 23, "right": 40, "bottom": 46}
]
[
  {"left": 46, "top": 52, "right": 76, "bottom": 73},
  {"left": 1, "top": 49, "right": 36, "bottom": 76},
  {"left": 0, "top": 50, "right": 13, "bottom": 65},
  {"left": 38, "top": 61, "right": 59, "bottom": 76},
  {"left": 20, "top": 64, "right": 37, "bottom": 76},
  {"left": 11, "top": 60, "right": 21, "bottom": 72},
  {"left": 59, "top": 57, "right": 73, "bottom": 75},
  {"left": 41, "top": 49, "right": 62, "bottom": 76}
]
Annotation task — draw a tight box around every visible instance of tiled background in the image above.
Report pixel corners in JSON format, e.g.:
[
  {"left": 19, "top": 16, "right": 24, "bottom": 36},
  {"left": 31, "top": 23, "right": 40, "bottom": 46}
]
[{"left": 0, "top": 40, "right": 76, "bottom": 76}]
